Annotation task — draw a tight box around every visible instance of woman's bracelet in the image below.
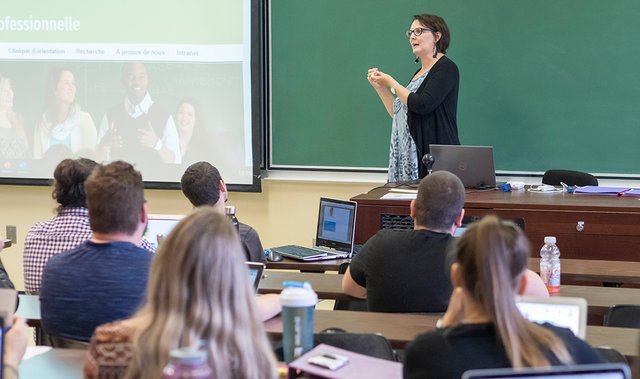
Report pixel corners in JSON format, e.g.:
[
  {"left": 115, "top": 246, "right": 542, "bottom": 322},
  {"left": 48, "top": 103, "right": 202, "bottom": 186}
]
[{"left": 389, "top": 82, "right": 401, "bottom": 95}]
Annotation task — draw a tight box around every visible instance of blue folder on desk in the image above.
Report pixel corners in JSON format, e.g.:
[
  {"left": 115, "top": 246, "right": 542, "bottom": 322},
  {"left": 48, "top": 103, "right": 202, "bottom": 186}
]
[{"left": 574, "top": 186, "right": 630, "bottom": 195}]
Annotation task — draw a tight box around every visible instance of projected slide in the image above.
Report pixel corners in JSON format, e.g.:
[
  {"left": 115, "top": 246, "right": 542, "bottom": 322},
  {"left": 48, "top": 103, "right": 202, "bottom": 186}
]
[{"left": 0, "top": 0, "right": 256, "bottom": 185}]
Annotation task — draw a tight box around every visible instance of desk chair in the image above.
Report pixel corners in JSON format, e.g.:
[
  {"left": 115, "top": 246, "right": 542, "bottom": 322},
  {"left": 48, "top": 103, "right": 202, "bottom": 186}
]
[
  {"left": 603, "top": 304, "right": 640, "bottom": 329},
  {"left": 47, "top": 335, "right": 90, "bottom": 349},
  {"left": 594, "top": 346, "right": 628, "bottom": 364},
  {"left": 314, "top": 329, "right": 399, "bottom": 361},
  {"left": 542, "top": 169, "right": 598, "bottom": 187}
]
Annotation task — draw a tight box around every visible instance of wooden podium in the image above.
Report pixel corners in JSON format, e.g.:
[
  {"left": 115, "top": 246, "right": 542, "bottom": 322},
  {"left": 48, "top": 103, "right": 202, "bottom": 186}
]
[{"left": 351, "top": 186, "right": 640, "bottom": 262}]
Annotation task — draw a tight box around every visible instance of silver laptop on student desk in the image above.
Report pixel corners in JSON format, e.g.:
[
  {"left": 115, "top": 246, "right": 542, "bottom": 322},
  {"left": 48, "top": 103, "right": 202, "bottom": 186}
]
[
  {"left": 144, "top": 214, "right": 184, "bottom": 250},
  {"left": 516, "top": 296, "right": 587, "bottom": 339},
  {"left": 270, "top": 198, "right": 357, "bottom": 261},
  {"left": 463, "top": 363, "right": 630, "bottom": 379},
  {"left": 430, "top": 144, "right": 496, "bottom": 188}
]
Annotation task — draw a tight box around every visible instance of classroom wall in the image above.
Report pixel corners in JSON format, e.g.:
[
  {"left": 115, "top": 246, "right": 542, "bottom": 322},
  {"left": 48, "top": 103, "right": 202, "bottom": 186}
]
[{"left": 0, "top": 178, "right": 377, "bottom": 291}]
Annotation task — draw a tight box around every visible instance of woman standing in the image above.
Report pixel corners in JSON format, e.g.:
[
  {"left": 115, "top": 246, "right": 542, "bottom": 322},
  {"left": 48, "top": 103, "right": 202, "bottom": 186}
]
[
  {"left": 403, "top": 216, "right": 602, "bottom": 378},
  {"left": 33, "top": 67, "right": 97, "bottom": 159},
  {"left": 368, "top": 14, "right": 460, "bottom": 182},
  {"left": 0, "top": 75, "right": 30, "bottom": 159}
]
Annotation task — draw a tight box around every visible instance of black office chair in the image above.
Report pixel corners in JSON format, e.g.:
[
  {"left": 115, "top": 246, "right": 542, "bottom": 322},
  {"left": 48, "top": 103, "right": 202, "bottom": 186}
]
[
  {"left": 314, "top": 328, "right": 399, "bottom": 361},
  {"left": 603, "top": 304, "right": 640, "bottom": 329},
  {"left": 594, "top": 346, "right": 628, "bottom": 364},
  {"left": 542, "top": 169, "right": 598, "bottom": 187},
  {"left": 333, "top": 262, "right": 368, "bottom": 312},
  {"left": 46, "top": 335, "right": 90, "bottom": 349}
]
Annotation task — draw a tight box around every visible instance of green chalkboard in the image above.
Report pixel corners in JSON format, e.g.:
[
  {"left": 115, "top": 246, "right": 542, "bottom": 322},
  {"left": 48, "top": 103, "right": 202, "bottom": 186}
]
[{"left": 270, "top": 0, "right": 640, "bottom": 175}]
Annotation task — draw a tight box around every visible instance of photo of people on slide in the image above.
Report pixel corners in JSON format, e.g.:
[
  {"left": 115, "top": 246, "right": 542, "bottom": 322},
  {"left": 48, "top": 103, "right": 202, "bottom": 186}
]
[{"left": 0, "top": 0, "right": 258, "bottom": 185}]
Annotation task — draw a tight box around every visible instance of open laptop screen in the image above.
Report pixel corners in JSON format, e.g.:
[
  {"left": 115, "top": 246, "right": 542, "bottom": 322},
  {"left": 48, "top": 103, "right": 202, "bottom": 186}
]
[
  {"left": 463, "top": 363, "right": 630, "bottom": 379},
  {"left": 516, "top": 296, "right": 587, "bottom": 339},
  {"left": 315, "top": 198, "right": 356, "bottom": 251},
  {"left": 246, "top": 262, "right": 264, "bottom": 292},
  {"left": 145, "top": 214, "right": 184, "bottom": 250},
  {"left": 430, "top": 144, "right": 496, "bottom": 189}
]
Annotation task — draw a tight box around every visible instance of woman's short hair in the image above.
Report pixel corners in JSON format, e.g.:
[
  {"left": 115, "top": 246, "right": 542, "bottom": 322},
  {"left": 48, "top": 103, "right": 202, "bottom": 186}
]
[{"left": 413, "top": 14, "right": 451, "bottom": 55}]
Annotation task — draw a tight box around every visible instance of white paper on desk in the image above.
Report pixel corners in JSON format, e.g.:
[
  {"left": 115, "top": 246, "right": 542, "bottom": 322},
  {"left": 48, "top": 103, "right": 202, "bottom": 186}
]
[
  {"left": 22, "top": 346, "right": 52, "bottom": 360},
  {"left": 381, "top": 193, "right": 416, "bottom": 200}
]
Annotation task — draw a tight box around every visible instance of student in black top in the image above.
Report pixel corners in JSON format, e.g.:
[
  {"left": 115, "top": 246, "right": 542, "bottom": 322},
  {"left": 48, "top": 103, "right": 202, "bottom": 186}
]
[
  {"left": 180, "top": 161, "right": 266, "bottom": 263},
  {"left": 342, "top": 171, "right": 464, "bottom": 312},
  {"left": 403, "top": 216, "right": 603, "bottom": 379},
  {"left": 368, "top": 14, "right": 460, "bottom": 180}
]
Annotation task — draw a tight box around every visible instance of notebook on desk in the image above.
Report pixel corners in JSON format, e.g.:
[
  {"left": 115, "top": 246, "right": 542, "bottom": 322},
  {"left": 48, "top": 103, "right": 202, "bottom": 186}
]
[
  {"left": 430, "top": 144, "right": 496, "bottom": 189},
  {"left": 270, "top": 198, "right": 357, "bottom": 261}
]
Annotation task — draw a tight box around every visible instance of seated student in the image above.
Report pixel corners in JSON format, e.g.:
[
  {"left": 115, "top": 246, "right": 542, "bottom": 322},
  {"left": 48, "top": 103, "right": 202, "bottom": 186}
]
[
  {"left": 23, "top": 158, "right": 154, "bottom": 295},
  {"left": 342, "top": 171, "right": 464, "bottom": 312},
  {"left": 84, "top": 208, "right": 278, "bottom": 379},
  {"left": 403, "top": 216, "right": 603, "bottom": 379},
  {"left": 181, "top": 161, "right": 266, "bottom": 263},
  {"left": 40, "top": 161, "right": 154, "bottom": 343}
]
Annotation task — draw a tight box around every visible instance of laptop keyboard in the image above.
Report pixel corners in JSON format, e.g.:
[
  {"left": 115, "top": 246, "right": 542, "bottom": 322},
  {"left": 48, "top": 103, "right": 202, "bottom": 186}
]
[{"left": 271, "top": 245, "right": 340, "bottom": 259}]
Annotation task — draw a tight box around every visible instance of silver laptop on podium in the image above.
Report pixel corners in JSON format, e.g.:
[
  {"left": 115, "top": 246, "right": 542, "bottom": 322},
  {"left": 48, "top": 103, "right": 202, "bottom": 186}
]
[{"left": 430, "top": 144, "right": 496, "bottom": 189}]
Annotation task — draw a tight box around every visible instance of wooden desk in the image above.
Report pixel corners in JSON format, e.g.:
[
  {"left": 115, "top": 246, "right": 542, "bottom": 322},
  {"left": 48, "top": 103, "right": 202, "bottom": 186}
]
[
  {"left": 265, "top": 310, "right": 640, "bottom": 358},
  {"left": 259, "top": 271, "right": 350, "bottom": 301},
  {"left": 352, "top": 187, "right": 640, "bottom": 261},
  {"left": 527, "top": 258, "right": 640, "bottom": 284},
  {"left": 267, "top": 256, "right": 640, "bottom": 284},
  {"left": 264, "top": 309, "right": 440, "bottom": 349},
  {"left": 20, "top": 348, "right": 85, "bottom": 379},
  {"left": 258, "top": 271, "right": 640, "bottom": 323}
]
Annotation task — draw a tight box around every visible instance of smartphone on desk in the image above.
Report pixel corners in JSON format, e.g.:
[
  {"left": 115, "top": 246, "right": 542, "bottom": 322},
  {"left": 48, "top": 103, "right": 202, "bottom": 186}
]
[{"left": 308, "top": 353, "right": 349, "bottom": 370}]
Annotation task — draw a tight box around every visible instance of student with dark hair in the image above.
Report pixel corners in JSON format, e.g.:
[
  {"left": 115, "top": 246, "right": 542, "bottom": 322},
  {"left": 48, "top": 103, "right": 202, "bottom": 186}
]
[
  {"left": 23, "top": 158, "right": 98, "bottom": 294},
  {"left": 23, "top": 158, "right": 154, "bottom": 294},
  {"left": 181, "top": 161, "right": 265, "bottom": 263},
  {"left": 342, "top": 171, "right": 464, "bottom": 312},
  {"left": 40, "top": 161, "right": 154, "bottom": 343},
  {"left": 403, "top": 216, "right": 603, "bottom": 379}
]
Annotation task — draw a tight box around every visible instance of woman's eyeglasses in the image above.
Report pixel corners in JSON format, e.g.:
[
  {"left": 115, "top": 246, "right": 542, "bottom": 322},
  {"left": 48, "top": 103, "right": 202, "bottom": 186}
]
[{"left": 405, "top": 27, "right": 432, "bottom": 38}]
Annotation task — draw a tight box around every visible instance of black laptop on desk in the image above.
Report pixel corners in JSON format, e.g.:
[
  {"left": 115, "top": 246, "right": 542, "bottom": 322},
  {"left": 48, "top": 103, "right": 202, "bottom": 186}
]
[
  {"left": 270, "top": 198, "right": 357, "bottom": 261},
  {"left": 430, "top": 144, "right": 496, "bottom": 189}
]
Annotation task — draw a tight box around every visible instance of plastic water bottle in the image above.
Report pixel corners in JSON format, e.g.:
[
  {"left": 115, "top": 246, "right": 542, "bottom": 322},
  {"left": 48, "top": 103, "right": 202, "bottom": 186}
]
[
  {"left": 540, "top": 236, "right": 561, "bottom": 294},
  {"left": 225, "top": 205, "right": 239, "bottom": 232},
  {"left": 163, "top": 347, "right": 212, "bottom": 379}
]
